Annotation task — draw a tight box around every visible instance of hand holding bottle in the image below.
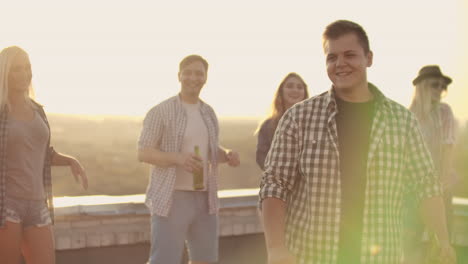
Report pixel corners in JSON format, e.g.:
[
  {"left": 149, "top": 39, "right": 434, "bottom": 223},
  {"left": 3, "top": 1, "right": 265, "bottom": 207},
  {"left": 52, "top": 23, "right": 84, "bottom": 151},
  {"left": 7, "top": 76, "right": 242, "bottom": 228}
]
[{"left": 176, "top": 152, "right": 203, "bottom": 173}]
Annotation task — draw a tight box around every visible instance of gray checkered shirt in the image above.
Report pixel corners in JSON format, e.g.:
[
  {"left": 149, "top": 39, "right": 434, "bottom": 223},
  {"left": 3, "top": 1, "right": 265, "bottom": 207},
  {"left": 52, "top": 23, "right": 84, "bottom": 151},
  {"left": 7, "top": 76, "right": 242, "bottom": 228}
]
[
  {"left": 0, "top": 101, "right": 55, "bottom": 228},
  {"left": 259, "top": 84, "right": 442, "bottom": 264},
  {"left": 138, "top": 95, "right": 220, "bottom": 216}
]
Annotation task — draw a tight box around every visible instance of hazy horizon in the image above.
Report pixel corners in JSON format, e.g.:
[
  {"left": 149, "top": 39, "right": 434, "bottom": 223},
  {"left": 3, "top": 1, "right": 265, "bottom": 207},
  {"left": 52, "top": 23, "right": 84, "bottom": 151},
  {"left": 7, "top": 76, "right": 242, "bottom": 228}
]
[
  {"left": 45, "top": 112, "right": 468, "bottom": 198},
  {"left": 46, "top": 112, "right": 265, "bottom": 121}
]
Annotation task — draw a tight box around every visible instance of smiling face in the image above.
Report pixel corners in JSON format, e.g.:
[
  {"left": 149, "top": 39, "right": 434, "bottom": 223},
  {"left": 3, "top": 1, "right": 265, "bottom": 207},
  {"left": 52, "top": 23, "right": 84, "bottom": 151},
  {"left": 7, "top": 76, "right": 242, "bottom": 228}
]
[
  {"left": 281, "top": 75, "right": 307, "bottom": 109},
  {"left": 178, "top": 60, "right": 207, "bottom": 100},
  {"left": 324, "top": 33, "right": 373, "bottom": 94},
  {"left": 8, "top": 51, "right": 32, "bottom": 95}
]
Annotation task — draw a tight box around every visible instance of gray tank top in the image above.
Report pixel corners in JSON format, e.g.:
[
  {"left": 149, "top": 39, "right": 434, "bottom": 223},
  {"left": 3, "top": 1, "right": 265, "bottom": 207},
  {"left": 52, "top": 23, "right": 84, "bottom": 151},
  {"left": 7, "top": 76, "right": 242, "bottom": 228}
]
[{"left": 6, "top": 112, "right": 49, "bottom": 200}]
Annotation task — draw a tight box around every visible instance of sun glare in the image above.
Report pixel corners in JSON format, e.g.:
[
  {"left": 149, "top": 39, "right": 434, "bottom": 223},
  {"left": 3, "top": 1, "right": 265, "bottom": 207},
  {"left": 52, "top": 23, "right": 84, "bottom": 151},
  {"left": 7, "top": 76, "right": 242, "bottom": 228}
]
[{"left": 0, "top": 0, "right": 466, "bottom": 121}]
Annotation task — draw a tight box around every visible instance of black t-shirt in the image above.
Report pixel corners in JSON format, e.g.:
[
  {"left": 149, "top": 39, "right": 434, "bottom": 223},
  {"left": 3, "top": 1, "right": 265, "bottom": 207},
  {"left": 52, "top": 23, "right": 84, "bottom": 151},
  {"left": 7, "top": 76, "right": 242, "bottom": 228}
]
[{"left": 335, "top": 96, "right": 375, "bottom": 264}]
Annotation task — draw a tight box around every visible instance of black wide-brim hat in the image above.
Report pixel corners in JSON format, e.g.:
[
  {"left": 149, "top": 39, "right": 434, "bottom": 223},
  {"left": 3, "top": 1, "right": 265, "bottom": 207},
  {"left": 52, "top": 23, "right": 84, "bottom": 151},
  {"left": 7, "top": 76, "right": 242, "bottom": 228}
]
[{"left": 412, "top": 65, "right": 452, "bottom": 86}]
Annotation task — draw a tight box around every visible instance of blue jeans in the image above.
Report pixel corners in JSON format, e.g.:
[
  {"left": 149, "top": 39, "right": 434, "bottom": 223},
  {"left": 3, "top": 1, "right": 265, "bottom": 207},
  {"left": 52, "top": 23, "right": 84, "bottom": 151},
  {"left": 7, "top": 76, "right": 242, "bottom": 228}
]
[{"left": 148, "top": 191, "right": 218, "bottom": 264}]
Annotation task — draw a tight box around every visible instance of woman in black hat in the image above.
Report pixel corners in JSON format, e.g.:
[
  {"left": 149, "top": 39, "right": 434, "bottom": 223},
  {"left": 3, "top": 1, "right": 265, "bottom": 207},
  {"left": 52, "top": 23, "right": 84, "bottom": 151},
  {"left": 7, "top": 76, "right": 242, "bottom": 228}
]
[{"left": 403, "top": 65, "right": 458, "bottom": 263}]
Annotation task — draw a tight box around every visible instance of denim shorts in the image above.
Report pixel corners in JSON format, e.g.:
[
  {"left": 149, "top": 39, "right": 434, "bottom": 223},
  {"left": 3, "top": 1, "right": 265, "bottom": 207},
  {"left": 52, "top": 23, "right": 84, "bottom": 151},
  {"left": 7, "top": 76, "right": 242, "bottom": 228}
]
[
  {"left": 5, "top": 196, "right": 52, "bottom": 228},
  {"left": 148, "top": 191, "right": 218, "bottom": 264}
]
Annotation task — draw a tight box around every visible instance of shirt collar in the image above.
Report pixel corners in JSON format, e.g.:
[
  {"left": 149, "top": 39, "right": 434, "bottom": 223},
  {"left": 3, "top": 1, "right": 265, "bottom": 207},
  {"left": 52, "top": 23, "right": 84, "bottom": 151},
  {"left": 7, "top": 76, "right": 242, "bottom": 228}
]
[
  {"left": 325, "top": 82, "right": 388, "bottom": 114},
  {"left": 175, "top": 93, "right": 210, "bottom": 115}
]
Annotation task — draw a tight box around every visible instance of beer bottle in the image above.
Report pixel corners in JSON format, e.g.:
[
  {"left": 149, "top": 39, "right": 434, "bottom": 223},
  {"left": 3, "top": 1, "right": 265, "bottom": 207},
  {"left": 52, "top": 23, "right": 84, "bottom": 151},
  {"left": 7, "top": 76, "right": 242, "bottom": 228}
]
[{"left": 193, "top": 145, "right": 204, "bottom": 190}]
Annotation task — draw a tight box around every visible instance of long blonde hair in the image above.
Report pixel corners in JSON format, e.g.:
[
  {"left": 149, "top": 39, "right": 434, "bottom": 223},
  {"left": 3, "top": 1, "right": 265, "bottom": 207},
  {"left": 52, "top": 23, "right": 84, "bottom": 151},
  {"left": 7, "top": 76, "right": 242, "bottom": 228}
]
[
  {"left": 0, "top": 46, "right": 34, "bottom": 112},
  {"left": 409, "top": 77, "right": 444, "bottom": 124},
  {"left": 255, "top": 72, "right": 309, "bottom": 134}
]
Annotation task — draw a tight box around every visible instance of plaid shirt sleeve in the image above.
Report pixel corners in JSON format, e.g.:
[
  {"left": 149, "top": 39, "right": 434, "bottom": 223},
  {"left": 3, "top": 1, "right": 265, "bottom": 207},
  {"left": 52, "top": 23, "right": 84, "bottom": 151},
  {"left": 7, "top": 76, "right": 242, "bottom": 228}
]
[
  {"left": 259, "top": 109, "right": 301, "bottom": 205},
  {"left": 138, "top": 106, "right": 164, "bottom": 150},
  {"left": 405, "top": 113, "right": 442, "bottom": 202}
]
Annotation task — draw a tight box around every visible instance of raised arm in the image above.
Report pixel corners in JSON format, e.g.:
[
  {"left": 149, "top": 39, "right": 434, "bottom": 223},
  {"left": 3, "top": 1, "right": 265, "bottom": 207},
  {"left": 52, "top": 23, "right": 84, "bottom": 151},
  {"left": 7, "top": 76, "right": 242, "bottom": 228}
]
[
  {"left": 138, "top": 148, "right": 201, "bottom": 172},
  {"left": 138, "top": 148, "right": 179, "bottom": 167},
  {"left": 217, "top": 146, "right": 240, "bottom": 167},
  {"left": 137, "top": 107, "right": 202, "bottom": 172},
  {"left": 51, "top": 149, "right": 88, "bottom": 190}
]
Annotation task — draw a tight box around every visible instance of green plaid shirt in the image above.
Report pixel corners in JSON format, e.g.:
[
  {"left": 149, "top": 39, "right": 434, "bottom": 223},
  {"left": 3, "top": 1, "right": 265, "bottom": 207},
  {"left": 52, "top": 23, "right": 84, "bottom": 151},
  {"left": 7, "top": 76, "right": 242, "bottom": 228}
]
[
  {"left": 259, "top": 84, "right": 442, "bottom": 264},
  {"left": 0, "top": 101, "right": 55, "bottom": 227}
]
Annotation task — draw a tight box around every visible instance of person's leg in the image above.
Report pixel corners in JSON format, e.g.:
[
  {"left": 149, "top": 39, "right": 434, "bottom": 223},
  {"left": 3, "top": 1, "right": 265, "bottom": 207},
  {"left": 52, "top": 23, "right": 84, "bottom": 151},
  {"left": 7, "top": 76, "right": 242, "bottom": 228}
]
[
  {"left": 19, "top": 199, "right": 55, "bottom": 264},
  {"left": 0, "top": 197, "right": 26, "bottom": 264},
  {"left": 148, "top": 191, "right": 194, "bottom": 264},
  {"left": 186, "top": 192, "right": 218, "bottom": 264},
  {"left": 187, "top": 216, "right": 218, "bottom": 264},
  {"left": 0, "top": 221, "right": 23, "bottom": 264},
  {"left": 21, "top": 225, "right": 55, "bottom": 264}
]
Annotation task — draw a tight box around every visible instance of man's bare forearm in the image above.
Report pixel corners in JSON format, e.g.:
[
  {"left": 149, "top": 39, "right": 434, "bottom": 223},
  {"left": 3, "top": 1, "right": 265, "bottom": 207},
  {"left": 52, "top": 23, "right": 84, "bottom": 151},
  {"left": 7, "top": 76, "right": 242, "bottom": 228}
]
[
  {"left": 262, "top": 197, "right": 289, "bottom": 250},
  {"left": 138, "top": 148, "right": 179, "bottom": 167},
  {"left": 420, "top": 196, "right": 450, "bottom": 245},
  {"left": 51, "top": 151, "right": 74, "bottom": 166}
]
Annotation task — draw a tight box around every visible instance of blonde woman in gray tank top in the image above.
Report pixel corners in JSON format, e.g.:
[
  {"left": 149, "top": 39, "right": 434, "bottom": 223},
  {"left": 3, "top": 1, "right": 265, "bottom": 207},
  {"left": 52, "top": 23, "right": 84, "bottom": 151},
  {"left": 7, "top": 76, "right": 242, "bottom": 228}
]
[{"left": 0, "top": 46, "right": 88, "bottom": 264}]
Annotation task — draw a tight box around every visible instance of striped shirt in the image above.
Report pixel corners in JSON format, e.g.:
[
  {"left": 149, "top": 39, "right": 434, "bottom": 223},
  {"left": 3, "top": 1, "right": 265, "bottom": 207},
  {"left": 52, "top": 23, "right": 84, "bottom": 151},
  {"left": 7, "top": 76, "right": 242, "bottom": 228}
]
[
  {"left": 416, "top": 103, "right": 456, "bottom": 174},
  {"left": 0, "top": 101, "right": 55, "bottom": 227},
  {"left": 259, "top": 84, "right": 442, "bottom": 264},
  {"left": 138, "top": 95, "right": 220, "bottom": 216}
]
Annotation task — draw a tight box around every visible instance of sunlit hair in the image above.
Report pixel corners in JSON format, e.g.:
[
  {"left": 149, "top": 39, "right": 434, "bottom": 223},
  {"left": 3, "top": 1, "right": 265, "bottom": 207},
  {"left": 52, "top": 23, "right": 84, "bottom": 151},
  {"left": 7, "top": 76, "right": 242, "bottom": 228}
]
[
  {"left": 323, "top": 20, "right": 370, "bottom": 54},
  {"left": 179, "top": 54, "right": 209, "bottom": 73},
  {"left": 409, "top": 77, "right": 445, "bottom": 124},
  {"left": 0, "top": 46, "right": 34, "bottom": 111},
  {"left": 255, "top": 73, "right": 309, "bottom": 134}
]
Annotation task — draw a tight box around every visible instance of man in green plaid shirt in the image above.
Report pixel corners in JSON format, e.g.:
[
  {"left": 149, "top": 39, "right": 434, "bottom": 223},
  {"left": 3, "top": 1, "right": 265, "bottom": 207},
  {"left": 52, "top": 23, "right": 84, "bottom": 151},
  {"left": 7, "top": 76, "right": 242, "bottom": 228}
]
[{"left": 259, "top": 20, "right": 456, "bottom": 264}]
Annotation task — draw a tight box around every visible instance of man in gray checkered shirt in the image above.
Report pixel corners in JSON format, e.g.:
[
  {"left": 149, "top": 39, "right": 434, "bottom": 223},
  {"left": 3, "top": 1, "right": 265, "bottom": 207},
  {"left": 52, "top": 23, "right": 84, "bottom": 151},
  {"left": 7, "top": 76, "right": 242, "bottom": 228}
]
[
  {"left": 138, "top": 54, "right": 240, "bottom": 264},
  {"left": 259, "top": 20, "right": 456, "bottom": 264}
]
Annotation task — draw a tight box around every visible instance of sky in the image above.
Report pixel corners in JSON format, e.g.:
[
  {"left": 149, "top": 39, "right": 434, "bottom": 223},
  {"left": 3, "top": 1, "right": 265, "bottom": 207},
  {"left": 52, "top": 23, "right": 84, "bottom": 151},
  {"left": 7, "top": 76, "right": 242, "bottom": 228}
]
[{"left": 1, "top": 0, "right": 467, "bottom": 122}]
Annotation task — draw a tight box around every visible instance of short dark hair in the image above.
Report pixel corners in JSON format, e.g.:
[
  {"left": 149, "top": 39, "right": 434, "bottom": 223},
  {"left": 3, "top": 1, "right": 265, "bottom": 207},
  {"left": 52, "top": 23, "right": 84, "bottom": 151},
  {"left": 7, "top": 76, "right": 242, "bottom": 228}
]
[
  {"left": 179, "top": 54, "right": 209, "bottom": 72},
  {"left": 323, "top": 20, "right": 370, "bottom": 54}
]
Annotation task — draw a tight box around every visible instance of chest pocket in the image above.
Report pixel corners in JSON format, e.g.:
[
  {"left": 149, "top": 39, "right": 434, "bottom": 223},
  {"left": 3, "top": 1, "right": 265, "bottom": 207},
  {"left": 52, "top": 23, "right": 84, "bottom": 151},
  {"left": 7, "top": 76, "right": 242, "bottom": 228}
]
[
  {"left": 371, "top": 134, "right": 405, "bottom": 177},
  {"left": 300, "top": 137, "right": 337, "bottom": 178}
]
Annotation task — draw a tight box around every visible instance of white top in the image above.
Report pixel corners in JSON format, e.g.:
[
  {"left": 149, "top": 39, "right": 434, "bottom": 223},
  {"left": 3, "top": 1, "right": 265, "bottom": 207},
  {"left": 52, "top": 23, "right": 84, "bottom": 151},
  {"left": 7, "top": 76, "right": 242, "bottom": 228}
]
[{"left": 174, "top": 101, "right": 209, "bottom": 191}]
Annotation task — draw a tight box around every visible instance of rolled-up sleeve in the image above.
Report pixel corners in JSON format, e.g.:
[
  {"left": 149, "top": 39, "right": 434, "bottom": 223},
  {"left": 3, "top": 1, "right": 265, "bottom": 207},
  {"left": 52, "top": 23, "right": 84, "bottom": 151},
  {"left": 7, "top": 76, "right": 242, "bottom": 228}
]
[
  {"left": 405, "top": 114, "right": 442, "bottom": 202},
  {"left": 138, "top": 107, "right": 164, "bottom": 150},
  {"left": 259, "top": 110, "right": 301, "bottom": 206}
]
